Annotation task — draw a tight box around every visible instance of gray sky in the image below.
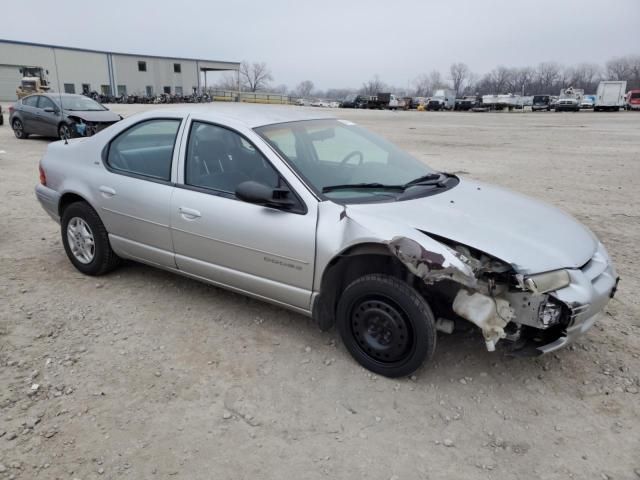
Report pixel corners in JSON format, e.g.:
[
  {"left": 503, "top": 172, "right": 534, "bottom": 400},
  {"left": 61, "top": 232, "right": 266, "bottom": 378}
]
[{"left": 2, "top": 0, "right": 639, "bottom": 90}]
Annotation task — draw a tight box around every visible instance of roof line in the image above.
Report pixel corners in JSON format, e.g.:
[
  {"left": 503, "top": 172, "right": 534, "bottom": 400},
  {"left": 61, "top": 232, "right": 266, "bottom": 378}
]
[{"left": 0, "top": 38, "right": 241, "bottom": 66}]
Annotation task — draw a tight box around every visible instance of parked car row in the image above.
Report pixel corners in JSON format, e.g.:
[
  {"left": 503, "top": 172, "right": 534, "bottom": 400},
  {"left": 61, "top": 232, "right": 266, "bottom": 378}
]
[
  {"left": 329, "top": 81, "right": 636, "bottom": 112},
  {"left": 83, "top": 91, "right": 213, "bottom": 105}
]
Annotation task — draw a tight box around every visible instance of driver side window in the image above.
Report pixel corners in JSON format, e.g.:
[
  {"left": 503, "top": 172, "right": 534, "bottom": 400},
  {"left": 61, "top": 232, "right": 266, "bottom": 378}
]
[
  {"left": 185, "top": 121, "right": 280, "bottom": 194},
  {"left": 38, "top": 96, "right": 56, "bottom": 110}
]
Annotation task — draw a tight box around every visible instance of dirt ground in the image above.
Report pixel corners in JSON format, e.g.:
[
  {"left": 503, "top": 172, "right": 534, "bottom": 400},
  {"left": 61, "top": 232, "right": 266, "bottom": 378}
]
[{"left": 1, "top": 104, "right": 639, "bottom": 480}]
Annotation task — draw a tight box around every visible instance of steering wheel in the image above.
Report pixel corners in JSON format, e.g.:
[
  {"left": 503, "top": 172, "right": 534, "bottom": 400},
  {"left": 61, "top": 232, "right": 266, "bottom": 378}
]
[{"left": 340, "top": 150, "right": 364, "bottom": 166}]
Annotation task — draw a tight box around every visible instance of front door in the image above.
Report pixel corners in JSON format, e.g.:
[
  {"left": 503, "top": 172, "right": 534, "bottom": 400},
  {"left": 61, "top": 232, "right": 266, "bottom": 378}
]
[
  {"left": 95, "top": 117, "right": 184, "bottom": 268},
  {"left": 170, "top": 120, "right": 317, "bottom": 310},
  {"left": 35, "top": 96, "right": 60, "bottom": 137}
]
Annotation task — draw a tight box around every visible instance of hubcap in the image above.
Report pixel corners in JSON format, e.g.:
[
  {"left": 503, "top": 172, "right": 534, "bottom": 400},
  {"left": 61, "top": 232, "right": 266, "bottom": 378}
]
[
  {"left": 66, "top": 217, "right": 95, "bottom": 264},
  {"left": 14, "top": 121, "right": 23, "bottom": 136},
  {"left": 60, "top": 126, "right": 70, "bottom": 139},
  {"left": 351, "top": 297, "right": 412, "bottom": 364}
]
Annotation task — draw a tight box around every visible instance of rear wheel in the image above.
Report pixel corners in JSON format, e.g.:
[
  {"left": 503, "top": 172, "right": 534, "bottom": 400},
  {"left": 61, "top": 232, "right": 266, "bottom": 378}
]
[
  {"left": 12, "top": 119, "right": 28, "bottom": 139},
  {"left": 337, "top": 274, "right": 436, "bottom": 378},
  {"left": 61, "top": 201, "right": 120, "bottom": 276}
]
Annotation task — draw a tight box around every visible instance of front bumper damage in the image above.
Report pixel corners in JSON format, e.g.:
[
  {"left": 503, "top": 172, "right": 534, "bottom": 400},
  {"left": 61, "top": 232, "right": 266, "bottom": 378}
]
[
  {"left": 388, "top": 236, "right": 618, "bottom": 355},
  {"left": 72, "top": 120, "right": 118, "bottom": 137}
]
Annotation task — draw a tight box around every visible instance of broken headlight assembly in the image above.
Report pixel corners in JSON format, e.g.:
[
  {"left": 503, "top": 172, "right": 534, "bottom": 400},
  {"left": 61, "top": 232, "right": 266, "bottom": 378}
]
[
  {"left": 522, "top": 269, "right": 570, "bottom": 294},
  {"left": 538, "top": 298, "right": 564, "bottom": 328}
]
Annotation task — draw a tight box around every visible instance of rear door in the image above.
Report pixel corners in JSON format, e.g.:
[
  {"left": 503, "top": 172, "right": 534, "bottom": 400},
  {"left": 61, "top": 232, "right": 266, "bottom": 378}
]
[
  {"left": 19, "top": 95, "right": 40, "bottom": 131},
  {"left": 95, "top": 115, "right": 185, "bottom": 268}
]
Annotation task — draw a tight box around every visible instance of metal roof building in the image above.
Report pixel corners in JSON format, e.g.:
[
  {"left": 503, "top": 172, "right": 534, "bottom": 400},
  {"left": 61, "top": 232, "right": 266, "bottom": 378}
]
[{"left": 0, "top": 39, "right": 240, "bottom": 100}]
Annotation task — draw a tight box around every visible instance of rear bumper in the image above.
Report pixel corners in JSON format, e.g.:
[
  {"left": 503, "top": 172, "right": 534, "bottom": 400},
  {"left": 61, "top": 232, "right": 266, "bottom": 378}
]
[{"left": 35, "top": 184, "right": 61, "bottom": 223}]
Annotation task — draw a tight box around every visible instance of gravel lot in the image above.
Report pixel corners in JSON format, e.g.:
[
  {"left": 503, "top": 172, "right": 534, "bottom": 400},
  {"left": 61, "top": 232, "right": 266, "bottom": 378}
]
[{"left": 1, "top": 104, "right": 639, "bottom": 480}]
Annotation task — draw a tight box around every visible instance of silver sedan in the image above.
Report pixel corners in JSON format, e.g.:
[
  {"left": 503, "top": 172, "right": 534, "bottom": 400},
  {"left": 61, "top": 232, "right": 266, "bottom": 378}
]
[{"left": 35, "top": 105, "right": 619, "bottom": 377}]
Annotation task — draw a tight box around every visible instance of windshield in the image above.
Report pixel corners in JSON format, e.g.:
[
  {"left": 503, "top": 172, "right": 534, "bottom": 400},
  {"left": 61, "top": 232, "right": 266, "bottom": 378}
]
[
  {"left": 533, "top": 96, "right": 548, "bottom": 102},
  {"left": 60, "top": 95, "right": 106, "bottom": 111},
  {"left": 256, "top": 119, "right": 441, "bottom": 201},
  {"left": 631, "top": 92, "right": 640, "bottom": 99}
]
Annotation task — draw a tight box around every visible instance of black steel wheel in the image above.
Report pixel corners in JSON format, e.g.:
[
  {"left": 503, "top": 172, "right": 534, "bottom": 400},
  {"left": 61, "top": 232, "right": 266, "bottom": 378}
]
[
  {"left": 350, "top": 297, "right": 412, "bottom": 364},
  {"left": 337, "top": 274, "right": 436, "bottom": 378}
]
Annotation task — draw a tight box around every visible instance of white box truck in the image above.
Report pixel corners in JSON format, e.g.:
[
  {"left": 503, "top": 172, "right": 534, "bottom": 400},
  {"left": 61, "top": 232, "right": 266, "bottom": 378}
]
[{"left": 594, "top": 81, "right": 627, "bottom": 112}]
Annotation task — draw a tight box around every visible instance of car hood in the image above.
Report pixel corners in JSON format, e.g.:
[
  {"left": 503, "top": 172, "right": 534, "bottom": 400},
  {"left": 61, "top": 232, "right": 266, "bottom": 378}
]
[
  {"left": 346, "top": 178, "right": 597, "bottom": 274},
  {"left": 64, "top": 109, "right": 121, "bottom": 122}
]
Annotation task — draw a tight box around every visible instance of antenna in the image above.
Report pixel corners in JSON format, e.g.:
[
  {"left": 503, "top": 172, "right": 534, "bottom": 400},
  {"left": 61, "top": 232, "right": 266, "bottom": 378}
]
[{"left": 52, "top": 48, "right": 67, "bottom": 144}]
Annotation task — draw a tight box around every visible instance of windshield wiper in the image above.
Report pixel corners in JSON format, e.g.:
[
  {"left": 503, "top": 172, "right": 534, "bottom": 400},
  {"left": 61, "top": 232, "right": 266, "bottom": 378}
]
[
  {"left": 402, "top": 173, "right": 444, "bottom": 188},
  {"left": 322, "top": 182, "right": 405, "bottom": 193}
]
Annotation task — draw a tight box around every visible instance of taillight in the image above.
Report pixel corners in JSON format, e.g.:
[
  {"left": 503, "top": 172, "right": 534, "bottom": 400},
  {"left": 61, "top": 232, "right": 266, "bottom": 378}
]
[
  {"left": 39, "top": 164, "right": 47, "bottom": 186},
  {"left": 8, "top": 106, "right": 14, "bottom": 114}
]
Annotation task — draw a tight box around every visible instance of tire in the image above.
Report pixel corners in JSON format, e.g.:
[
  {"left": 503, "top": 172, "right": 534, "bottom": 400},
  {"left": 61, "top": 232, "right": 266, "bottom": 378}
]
[
  {"left": 336, "top": 274, "right": 436, "bottom": 378},
  {"left": 58, "top": 123, "right": 74, "bottom": 140},
  {"left": 12, "top": 118, "right": 28, "bottom": 139},
  {"left": 61, "top": 201, "right": 120, "bottom": 276}
]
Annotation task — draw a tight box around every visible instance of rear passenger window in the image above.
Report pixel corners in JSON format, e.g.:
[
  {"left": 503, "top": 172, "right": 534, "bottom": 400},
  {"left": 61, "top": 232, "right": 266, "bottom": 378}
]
[
  {"left": 23, "top": 96, "right": 39, "bottom": 107},
  {"left": 107, "top": 119, "right": 180, "bottom": 181}
]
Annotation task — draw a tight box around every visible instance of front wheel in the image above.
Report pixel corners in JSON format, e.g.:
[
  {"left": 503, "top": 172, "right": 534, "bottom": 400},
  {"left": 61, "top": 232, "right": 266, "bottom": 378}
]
[
  {"left": 337, "top": 274, "right": 436, "bottom": 378},
  {"left": 61, "top": 201, "right": 121, "bottom": 275},
  {"left": 58, "top": 123, "right": 74, "bottom": 140}
]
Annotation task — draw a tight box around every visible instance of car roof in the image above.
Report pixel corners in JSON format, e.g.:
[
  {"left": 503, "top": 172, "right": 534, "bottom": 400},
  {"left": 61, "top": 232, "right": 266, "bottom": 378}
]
[{"left": 138, "top": 104, "right": 336, "bottom": 129}]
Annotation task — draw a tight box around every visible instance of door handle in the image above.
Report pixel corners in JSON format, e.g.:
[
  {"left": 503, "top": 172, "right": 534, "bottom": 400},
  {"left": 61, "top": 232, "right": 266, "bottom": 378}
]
[
  {"left": 99, "top": 186, "right": 116, "bottom": 197},
  {"left": 178, "top": 207, "right": 201, "bottom": 220}
]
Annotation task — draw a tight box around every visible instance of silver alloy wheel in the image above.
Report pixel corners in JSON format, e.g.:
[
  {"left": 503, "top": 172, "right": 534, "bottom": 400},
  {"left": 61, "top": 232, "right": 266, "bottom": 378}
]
[
  {"left": 59, "top": 124, "right": 71, "bottom": 140},
  {"left": 13, "top": 119, "right": 23, "bottom": 138},
  {"left": 66, "top": 217, "right": 95, "bottom": 264}
]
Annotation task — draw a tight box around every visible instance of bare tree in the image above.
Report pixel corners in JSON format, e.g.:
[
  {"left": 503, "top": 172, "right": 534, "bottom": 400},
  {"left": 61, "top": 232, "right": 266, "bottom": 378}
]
[
  {"left": 360, "top": 75, "right": 386, "bottom": 95},
  {"left": 606, "top": 56, "right": 632, "bottom": 81},
  {"left": 534, "top": 62, "right": 562, "bottom": 93},
  {"left": 295, "top": 80, "right": 314, "bottom": 98},
  {"left": 412, "top": 70, "right": 447, "bottom": 96},
  {"left": 567, "top": 63, "right": 602, "bottom": 92},
  {"left": 449, "top": 63, "right": 471, "bottom": 95},
  {"left": 215, "top": 72, "right": 240, "bottom": 91},
  {"left": 268, "top": 84, "right": 288, "bottom": 94},
  {"left": 240, "top": 61, "right": 273, "bottom": 92}
]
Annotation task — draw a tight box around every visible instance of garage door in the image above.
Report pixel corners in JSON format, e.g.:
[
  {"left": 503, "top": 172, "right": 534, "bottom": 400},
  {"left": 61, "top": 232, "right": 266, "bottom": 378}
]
[{"left": 0, "top": 65, "right": 22, "bottom": 101}]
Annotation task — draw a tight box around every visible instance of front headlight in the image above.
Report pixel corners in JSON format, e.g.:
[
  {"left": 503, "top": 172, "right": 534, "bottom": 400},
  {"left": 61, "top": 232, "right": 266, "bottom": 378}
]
[{"left": 524, "top": 270, "right": 571, "bottom": 294}]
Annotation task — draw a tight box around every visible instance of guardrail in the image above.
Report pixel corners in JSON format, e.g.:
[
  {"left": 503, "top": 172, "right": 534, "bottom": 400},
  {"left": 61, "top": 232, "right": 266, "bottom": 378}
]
[{"left": 207, "top": 89, "right": 297, "bottom": 105}]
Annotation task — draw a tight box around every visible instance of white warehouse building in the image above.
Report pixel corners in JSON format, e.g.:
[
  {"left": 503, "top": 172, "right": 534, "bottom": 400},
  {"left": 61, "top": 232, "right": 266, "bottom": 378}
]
[{"left": 0, "top": 39, "right": 240, "bottom": 101}]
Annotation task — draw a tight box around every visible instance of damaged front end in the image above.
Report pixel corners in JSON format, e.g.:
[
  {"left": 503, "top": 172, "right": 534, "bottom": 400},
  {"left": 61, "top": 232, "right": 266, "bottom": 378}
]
[
  {"left": 68, "top": 117, "right": 119, "bottom": 137},
  {"left": 386, "top": 235, "right": 618, "bottom": 355}
]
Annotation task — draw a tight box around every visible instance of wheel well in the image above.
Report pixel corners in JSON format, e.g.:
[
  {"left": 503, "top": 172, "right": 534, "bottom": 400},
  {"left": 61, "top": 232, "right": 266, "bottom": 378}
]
[
  {"left": 58, "top": 193, "right": 88, "bottom": 217},
  {"left": 312, "top": 243, "right": 418, "bottom": 331}
]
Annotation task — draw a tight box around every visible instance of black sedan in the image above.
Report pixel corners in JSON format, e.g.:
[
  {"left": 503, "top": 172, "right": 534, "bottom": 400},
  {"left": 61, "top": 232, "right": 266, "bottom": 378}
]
[{"left": 9, "top": 93, "right": 121, "bottom": 140}]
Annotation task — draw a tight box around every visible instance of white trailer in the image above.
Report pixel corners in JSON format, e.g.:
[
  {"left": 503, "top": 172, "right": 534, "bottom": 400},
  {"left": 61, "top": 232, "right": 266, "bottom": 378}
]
[{"left": 594, "top": 81, "right": 627, "bottom": 111}]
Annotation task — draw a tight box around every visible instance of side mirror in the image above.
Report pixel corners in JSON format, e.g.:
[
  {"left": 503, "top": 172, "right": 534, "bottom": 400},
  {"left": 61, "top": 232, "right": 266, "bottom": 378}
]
[{"left": 235, "top": 181, "right": 295, "bottom": 209}]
